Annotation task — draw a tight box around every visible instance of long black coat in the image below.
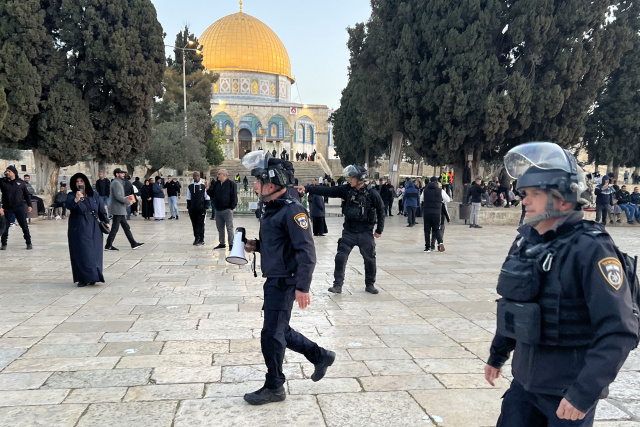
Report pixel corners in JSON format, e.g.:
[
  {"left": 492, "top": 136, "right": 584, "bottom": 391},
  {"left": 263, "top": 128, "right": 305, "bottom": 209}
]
[
  {"left": 309, "top": 193, "right": 325, "bottom": 217},
  {"left": 66, "top": 192, "right": 108, "bottom": 284}
]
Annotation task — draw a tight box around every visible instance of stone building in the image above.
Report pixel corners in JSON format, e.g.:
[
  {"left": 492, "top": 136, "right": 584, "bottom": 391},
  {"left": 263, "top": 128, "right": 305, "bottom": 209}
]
[{"left": 199, "top": 3, "right": 334, "bottom": 160}]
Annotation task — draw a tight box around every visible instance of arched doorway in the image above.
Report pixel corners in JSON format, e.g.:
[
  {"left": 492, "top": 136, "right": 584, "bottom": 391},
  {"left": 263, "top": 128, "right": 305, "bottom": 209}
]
[{"left": 238, "top": 128, "right": 253, "bottom": 158}]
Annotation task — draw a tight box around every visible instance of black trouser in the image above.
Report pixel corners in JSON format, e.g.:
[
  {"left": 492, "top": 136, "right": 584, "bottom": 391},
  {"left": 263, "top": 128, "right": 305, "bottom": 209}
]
[
  {"left": 1, "top": 207, "right": 31, "bottom": 245},
  {"left": 262, "top": 278, "right": 324, "bottom": 389},
  {"left": 32, "top": 196, "right": 45, "bottom": 214},
  {"left": 50, "top": 202, "right": 67, "bottom": 217},
  {"left": 519, "top": 204, "right": 526, "bottom": 225},
  {"left": 430, "top": 221, "right": 445, "bottom": 249},
  {"left": 406, "top": 206, "right": 417, "bottom": 225},
  {"left": 384, "top": 199, "right": 393, "bottom": 216},
  {"left": 106, "top": 215, "right": 136, "bottom": 247},
  {"left": 333, "top": 229, "right": 376, "bottom": 288},
  {"left": 595, "top": 203, "right": 610, "bottom": 224},
  {"left": 498, "top": 186, "right": 511, "bottom": 205},
  {"left": 462, "top": 183, "right": 470, "bottom": 204},
  {"left": 188, "top": 209, "right": 206, "bottom": 242},
  {"left": 497, "top": 380, "right": 595, "bottom": 427},
  {"left": 424, "top": 214, "right": 442, "bottom": 248}
]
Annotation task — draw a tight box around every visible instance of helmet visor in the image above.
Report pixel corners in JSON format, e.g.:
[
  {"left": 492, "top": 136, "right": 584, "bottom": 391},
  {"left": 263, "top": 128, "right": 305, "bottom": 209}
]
[
  {"left": 504, "top": 142, "right": 573, "bottom": 179},
  {"left": 242, "top": 150, "right": 268, "bottom": 171},
  {"left": 342, "top": 165, "right": 359, "bottom": 177}
]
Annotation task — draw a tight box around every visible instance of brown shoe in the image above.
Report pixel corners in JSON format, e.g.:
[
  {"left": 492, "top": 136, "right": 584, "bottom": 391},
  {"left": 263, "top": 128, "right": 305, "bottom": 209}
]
[{"left": 438, "top": 243, "right": 445, "bottom": 252}]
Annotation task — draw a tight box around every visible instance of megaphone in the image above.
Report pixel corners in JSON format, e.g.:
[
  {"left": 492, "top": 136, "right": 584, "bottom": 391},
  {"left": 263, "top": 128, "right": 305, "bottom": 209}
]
[{"left": 226, "top": 227, "right": 248, "bottom": 265}]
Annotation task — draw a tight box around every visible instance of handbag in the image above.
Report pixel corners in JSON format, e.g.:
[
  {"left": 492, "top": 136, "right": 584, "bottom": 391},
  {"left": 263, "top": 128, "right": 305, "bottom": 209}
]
[{"left": 82, "top": 198, "right": 110, "bottom": 234}]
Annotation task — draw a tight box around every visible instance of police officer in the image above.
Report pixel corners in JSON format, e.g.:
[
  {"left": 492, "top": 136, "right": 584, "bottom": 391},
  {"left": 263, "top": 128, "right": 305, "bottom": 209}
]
[
  {"left": 296, "top": 165, "right": 384, "bottom": 294},
  {"left": 0, "top": 165, "right": 33, "bottom": 250},
  {"left": 485, "top": 142, "right": 638, "bottom": 426},
  {"left": 242, "top": 150, "right": 335, "bottom": 405}
]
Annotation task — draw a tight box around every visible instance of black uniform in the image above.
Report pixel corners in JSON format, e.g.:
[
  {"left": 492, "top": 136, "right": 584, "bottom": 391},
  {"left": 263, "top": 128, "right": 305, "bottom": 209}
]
[
  {"left": 0, "top": 174, "right": 32, "bottom": 247},
  {"left": 255, "top": 193, "right": 328, "bottom": 389},
  {"left": 489, "top": 214, "right": 638, "bottom": 425},
  {"left": 306, "top": 184, "right": 384, "bottom": 288},
  {"left": 186, "top": 181, "right": 209, "bottom": 244}
]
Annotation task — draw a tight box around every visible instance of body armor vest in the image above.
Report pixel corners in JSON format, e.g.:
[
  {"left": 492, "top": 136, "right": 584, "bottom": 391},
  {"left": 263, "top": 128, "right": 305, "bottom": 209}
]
[
  {"left": 342, "top": 187, "right": 376, "bottom": 224},
  {"left": 496, "top": 223, "right": 600, "bottom": 347}
]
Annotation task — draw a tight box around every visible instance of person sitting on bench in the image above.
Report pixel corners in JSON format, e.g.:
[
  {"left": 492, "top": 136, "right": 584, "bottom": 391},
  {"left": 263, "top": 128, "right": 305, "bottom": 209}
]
[{"left": 51, "top": 184, "right": 68, "bottom": 219}]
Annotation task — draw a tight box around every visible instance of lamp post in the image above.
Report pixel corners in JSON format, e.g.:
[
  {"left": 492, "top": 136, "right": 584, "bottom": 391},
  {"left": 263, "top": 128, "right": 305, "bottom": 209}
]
[{"left": 165, "top": 41, "right": 201, "bottom": 136}]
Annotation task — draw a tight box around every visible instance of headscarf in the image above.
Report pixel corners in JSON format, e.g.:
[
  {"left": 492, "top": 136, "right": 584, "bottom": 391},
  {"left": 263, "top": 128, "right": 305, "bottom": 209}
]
[{"left": 69, "top": 173, "right": 94, "bottom": 197}]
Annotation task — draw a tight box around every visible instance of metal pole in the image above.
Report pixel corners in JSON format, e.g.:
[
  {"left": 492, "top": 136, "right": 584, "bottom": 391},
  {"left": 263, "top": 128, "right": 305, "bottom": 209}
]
[{"left": 183, "top": 50, "right": 188, "bottom": 136}]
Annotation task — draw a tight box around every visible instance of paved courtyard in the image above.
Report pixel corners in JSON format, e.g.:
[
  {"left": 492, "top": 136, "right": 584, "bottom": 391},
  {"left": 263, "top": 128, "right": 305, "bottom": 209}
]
[{"left": 0, "top": 212, "right": 639, "bottom": 427}]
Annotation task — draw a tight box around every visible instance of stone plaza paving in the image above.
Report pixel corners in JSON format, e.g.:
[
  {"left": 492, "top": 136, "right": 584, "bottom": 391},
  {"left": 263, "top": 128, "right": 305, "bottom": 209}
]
[{"left": 0, "top": 212, "right": 639, "bottom": 426}]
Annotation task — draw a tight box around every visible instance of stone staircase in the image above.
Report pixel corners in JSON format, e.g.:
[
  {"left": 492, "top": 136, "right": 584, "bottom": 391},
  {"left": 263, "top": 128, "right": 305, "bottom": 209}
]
[{"left": 209, "top": 159, "right": 329, "bottom": 186}]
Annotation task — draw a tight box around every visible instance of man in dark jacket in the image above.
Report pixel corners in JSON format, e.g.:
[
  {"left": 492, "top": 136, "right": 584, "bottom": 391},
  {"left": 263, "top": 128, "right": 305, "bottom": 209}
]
[
  {"left": 486, "top": 142, "right": 638, "bottom": 426},
  {"left": 51, "top": 184, "right": 68, "bottom": 218},
  {"left": 594, "top": 176, "right": 615, "bottom": 225},
  {"left": 421, "top": 178, "right": 444, "bottom": 252},
  {"left": 207, "top": 169, "right": 237, "bottom": 249},
  {"left": 0, "top": 165, "right": 33, "bottom": 250},
  {"left": 132, "top": 177, "right": 143, "bottom": 192},
  {"left": 631, "top": 187, "right": 640, "bottom": 223},
  {"left": 468, "top": 176, "right": 485, "bottom": 228},
  {"left": 95, "top": 171, "right": 111, "bottom": 214},
  {"left": 308, "top": 179, "right": 327, "bottom": 236},
  {"left": 164, "top": 175, "right": 181, "bottom": 220},
  {"left": 616, "top": 185, "right": 636, "bottom": 224},
  {"left": 498, "top": 167, "right": 512, "bottom": 208},
  {"left": 297, "top": 165, "right": 384, "bottom": 295},
  {"left": 462, "top": 161, "right": 472, "bottom": 204},
  {"left": 186, "top": 172, "right": 210, "bottom": 246}
]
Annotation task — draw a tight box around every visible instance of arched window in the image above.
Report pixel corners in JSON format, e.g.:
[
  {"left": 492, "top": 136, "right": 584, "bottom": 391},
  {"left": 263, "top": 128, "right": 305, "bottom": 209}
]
[
  {"left": 298, "top": 124, "right": 304, "bottom": 142},
  {"left": 270, "top": 123, "right": 278, "bottom": 137}
]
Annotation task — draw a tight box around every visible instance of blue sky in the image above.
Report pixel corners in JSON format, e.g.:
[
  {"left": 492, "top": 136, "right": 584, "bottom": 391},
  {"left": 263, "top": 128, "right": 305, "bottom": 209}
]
[{"left": 150, "top": 0, "right": 373, "bottom": 110}]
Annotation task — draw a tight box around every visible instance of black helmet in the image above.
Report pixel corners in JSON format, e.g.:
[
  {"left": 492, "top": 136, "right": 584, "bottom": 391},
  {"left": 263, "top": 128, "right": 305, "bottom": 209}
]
[
  {"left": 342, "top": 165, "right": 367, "bottom": 181},
  {"left": 242, "top": 150, "right": 295, "bottom": 187},
  {"left": 505, "top": 142, "right": 585, "bottom": 204}
]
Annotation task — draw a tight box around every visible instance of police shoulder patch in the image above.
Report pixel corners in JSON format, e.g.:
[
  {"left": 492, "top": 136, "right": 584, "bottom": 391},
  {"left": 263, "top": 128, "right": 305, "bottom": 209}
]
[
  {"left": 598, "top": 257, "right": 624, "bottom": 290},
  {"left": 294, "top": 212, "right": 309, "bottom": 230}
]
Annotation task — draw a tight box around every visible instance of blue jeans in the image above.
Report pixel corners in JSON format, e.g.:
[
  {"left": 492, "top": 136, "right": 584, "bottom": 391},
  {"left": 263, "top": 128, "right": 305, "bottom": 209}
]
[
  {"left": 100, "top": 196, "right": 110, "bottom": 214},
  {"left": 619, "top": 203, "right": 636, "bottom": 222},
  {"left": 168, "top": 196, "right": 178, "bottom": 217}
]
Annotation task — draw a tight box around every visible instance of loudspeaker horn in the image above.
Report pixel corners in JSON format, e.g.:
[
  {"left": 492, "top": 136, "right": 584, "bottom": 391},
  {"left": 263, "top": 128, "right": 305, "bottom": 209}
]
[{"left": 226, "top": 227, "right": 248, "bottom": 265}]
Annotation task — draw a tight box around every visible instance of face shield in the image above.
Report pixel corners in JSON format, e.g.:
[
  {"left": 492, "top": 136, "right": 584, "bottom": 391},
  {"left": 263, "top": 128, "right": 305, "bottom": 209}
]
[
  {"left": 342, "top": 165, "right": 360, "bottom": 178},
  {"left": 242, "top": 150, "right": 269, "bottom": 173},
  {"left": 504, "top": 142, "right": 574, "bottom": 180}
]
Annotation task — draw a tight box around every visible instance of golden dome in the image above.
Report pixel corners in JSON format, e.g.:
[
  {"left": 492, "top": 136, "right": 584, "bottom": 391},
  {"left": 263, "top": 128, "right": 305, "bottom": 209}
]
[{"left": 199, "top": 8, "right": 294, "bottom": 82}]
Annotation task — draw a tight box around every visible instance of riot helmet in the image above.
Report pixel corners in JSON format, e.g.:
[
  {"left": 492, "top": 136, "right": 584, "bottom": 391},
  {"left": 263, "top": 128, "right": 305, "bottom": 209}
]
[
  {"left": 504, "top": 142, "right": 586, "bottom": 224},
  {"left": 242, "top": 150, "right": 295, "bottom": 199},
  {"left": 342, "top": 165, "right": 367, "bottom": 181}
]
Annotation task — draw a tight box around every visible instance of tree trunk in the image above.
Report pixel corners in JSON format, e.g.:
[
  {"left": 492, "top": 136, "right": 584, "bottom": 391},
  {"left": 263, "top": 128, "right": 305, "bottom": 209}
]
[
  {"left": 607, "top": 161, "right": 613, "bottom": 175},
  {"left": 388, "top": 131, "right": 403, "bottom": 189},
  {"left": 364, "top": 145, "right": 370, "bottom": 171},
  {"left": 635, "top": 166, "right": 640, "bottom": 175},
  {"left": 613, "top": 165, "right": 621, "bottom": 183},
  {"left": 32, "top": 150, "right": 59, "bottom": 205},
  {"left": 417, "top": 160, "right": 424, "bottom": 177},
  {"left": 126, "top": 164, "right": 134, "bottom": 177},
  {"left": 86, "top": 160, "right": 99, "bottom": 183}
]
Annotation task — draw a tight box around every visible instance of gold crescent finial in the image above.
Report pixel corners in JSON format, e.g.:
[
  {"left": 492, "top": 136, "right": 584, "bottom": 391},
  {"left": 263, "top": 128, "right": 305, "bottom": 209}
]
[{"left": 239, "top": 1, "right": 243, "bottom": 12}]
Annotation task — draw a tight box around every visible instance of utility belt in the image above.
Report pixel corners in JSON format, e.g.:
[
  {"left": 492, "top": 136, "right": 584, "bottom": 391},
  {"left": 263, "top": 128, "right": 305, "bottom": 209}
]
[{"left": 496, "top": 230, "right": 594, "bottom": 347}]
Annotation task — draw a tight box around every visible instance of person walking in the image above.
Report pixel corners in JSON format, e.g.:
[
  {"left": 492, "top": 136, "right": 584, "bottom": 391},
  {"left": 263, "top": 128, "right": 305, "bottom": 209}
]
[
  {"left": 243, "top": 176, "right": 249, "bottom": 192},
  {"left": 164, "top": 175, "right": 181, "bottom": 220},
  {"left": 104, "top": 168, "right": 144, "bottom": 251},
  {"left": 242, "top": 150, "right": 335, "bottom": 405},
  {"left": 309, "top": 179, "right": 327, "bottom": 237},
  {"left": 152, "top": 176, "right": 166, "bottom": 221},
  {"left": 66, "top": 173, "right": 109, "bottom": 287},
  {"left": 0, "top": 165, "right": 33, "bottom": 250},
  {"left": 421, "top": 177, "right": 445, "bottom": 252},
  {"left": 208, "top": 176, "right": 217, "bottom": 220},
  {"left": 429, "top": 182, "right": 451, "bottom": 251},
  {"left": 403, "top": 180, "right": 419, "bottom": 226},
  {"left": 485, "top": 142, "right": 638, "bottom": 426},
  {"left": 207, "top": 169, "right": 237, "bottom": 249},
  {"left": 468, "top": 175, "right": 485, "bottom": 228},
  {"left": 186, "top": 172, "right": 210, "bottom": 246},
  {"left": 298, "top": 165, "right": 384, "bottom": 295},
  {"left": 95, "top": 171, "right": 111, "bottom": 215},
  {"left": 140, "top": 179, "right": 154, "bottom": 220}
]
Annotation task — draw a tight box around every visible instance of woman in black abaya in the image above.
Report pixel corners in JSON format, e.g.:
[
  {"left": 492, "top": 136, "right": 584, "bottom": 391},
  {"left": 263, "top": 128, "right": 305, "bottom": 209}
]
[
  {"left": 66, "top": 173, "right": 109, "bottom": 287},
  {"left": 140, "top": 179, "right": 154, "bottom": 220}
]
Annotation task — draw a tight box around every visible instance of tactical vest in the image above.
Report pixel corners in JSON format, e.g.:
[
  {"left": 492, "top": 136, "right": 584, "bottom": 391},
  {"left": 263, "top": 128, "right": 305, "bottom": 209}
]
[
  {"left": 496, "top": 223, "right": 601, "bottom": 347},
  {"left": 342, "top": 187, "right": 376, "bottom": 224}
]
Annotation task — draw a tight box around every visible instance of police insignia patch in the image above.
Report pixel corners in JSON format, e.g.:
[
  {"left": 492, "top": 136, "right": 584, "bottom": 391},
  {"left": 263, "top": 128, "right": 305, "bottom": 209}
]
[
  {"left": 294, "top": 213, "right": 309, "bottom": 229},
  {"left": 598, "top": 257, "right": 624, "bottom": 290}
]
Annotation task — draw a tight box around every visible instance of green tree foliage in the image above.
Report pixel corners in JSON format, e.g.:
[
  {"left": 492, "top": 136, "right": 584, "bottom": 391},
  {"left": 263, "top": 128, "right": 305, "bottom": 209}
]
[
  {"left": 206, "top": 126, "right": 226, "bottom": 167},
  {"left": 0, "top": 85, "right": 7, "bottom": 131},
  {"left": 0, "top": 145, "right": 21, "bottom": 161},
  {"left": 0, "top": 0, "right": 165, "bottom": 188},
  {"left": 584, "top": 6, "right": 640, "bottom": 167},
  {"left": 169, "top": 25, "right": 205, "bottom": 75},
  {"left": 332, "top": 23, "right": 393, "bottom": 167},
  {"left": 141, "top": 102, "right": 213, "bottom": 177},
  {"left": 161, "top": 68, "right": 218, "bottom": 109}
]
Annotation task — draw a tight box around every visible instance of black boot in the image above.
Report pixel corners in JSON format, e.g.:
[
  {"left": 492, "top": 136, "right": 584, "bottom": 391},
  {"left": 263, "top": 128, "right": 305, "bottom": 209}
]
[
  {"left": 327, "top": 286, "right": 342, "bottom": 294},
  {"left": 311, "top": 351, "right": 336, "bottom": 382},
  {"left": 365, "top": 285, "right": 379, "bottom": 294},
  {"left": 243, "top": 385, "right": 286, "bottom": 405}
]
